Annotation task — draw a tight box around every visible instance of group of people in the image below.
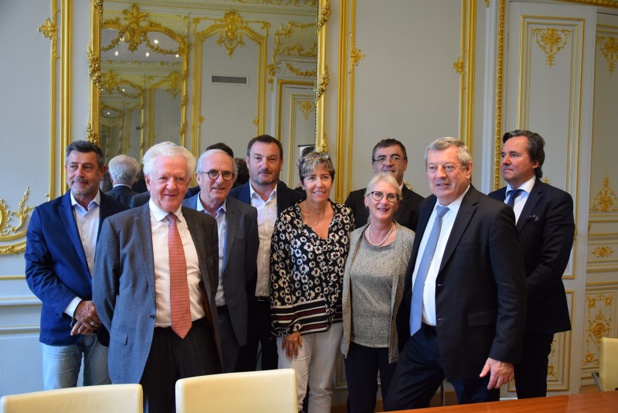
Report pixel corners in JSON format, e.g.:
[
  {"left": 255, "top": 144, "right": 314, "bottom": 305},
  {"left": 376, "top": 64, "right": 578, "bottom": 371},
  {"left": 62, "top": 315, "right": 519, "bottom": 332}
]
[{"left": 24, "top": 130, "right": 574, "bottom": 413}]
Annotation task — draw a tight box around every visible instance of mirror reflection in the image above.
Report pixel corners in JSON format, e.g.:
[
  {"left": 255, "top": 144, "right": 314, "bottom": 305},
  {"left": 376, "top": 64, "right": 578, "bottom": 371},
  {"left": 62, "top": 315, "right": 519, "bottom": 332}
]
[{"left": 100, "top": 0, "right": 318, "bottom": 182}]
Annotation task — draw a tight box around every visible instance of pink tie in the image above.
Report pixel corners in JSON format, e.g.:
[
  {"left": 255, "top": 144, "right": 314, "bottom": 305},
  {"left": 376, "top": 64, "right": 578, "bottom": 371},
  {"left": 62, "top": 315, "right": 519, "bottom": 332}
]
[{"left": 167, "top": 213, "right": 192, "bottom": 339}]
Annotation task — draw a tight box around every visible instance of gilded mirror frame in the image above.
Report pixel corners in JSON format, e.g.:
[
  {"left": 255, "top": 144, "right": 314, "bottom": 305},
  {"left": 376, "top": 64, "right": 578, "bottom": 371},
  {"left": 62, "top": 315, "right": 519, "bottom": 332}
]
[{"left": 89, "top": 0, "right": 329, "bottom": 157}]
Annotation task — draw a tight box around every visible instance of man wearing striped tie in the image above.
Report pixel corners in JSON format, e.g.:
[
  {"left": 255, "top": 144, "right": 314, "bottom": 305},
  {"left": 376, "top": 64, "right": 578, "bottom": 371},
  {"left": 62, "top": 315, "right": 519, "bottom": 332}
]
[{"left": 93, "top": 142, "right": 221, "bottom": 413}]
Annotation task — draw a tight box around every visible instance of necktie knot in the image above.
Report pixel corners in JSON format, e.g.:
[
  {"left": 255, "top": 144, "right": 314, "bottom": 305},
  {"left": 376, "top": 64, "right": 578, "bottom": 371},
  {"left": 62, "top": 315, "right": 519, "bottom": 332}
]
[
  {"left": 166, "top": 213, "right": 178, "bottom": 225},
  {"left": 436, "top": 205, "right": 449, "bottom": 218},
  {"left": 507, "top": 189, "right": 523, "bottom": 208}
]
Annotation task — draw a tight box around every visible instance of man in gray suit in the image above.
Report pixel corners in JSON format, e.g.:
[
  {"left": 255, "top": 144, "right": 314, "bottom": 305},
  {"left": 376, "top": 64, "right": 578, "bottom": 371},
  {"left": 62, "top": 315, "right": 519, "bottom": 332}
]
[
  {"left": 183, "top": 149, "right": 259, "bottom": 372},
  {"left": 93, "top": 142, "right": 221, "bottom": 413}
]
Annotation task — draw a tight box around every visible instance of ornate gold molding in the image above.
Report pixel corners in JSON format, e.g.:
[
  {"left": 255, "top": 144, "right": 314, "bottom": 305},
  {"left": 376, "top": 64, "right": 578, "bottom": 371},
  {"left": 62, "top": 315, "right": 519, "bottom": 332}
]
[
  {"left": 298, "top": 100, "right": 315, "bottom": 120},
  {"left": 87, "top": 46, "right": 102, "bottom": 92},
  {"left": 38, "top": 10, "right": 58, "bottom": 59},
  {"left": 591, "top": 176, "right": 618, "bottom": 212},
  {"left": 268, "top": 21, "right": 317, "bottom": 85},
  {"left": 0, "top": 188, "right": 34, "bottom": 255},
  {"left": 494, "top": 0, "right": 506, "bottom": 190},
  {"left": 597, "top": 35, "right": 618, "bottom": 74},
  {"left": 349, "top": 46, "right": 364, "bottom": 73},
  {"left": 236, "top": 0, "right": 317, "bottom": 5},
  {"left": 316, "top": 65, "right": 330, "bottom": 100},
  {"left": 317, "top": 0, "right": 331, "bottom": 31},
  {"left": 592, "top": 246, "right": 615, "bottom": 259},
  {"left": 285, "top": 63, "right": 317, "bottom": 78},
  {"left": 560, "top": 0, "right": 618, "bottom": 7},
  {"left": 532, "top": 28, "right": 570, "bottom": 68},
  {"left": 453, "top": 56, "right": 465, "bottom": 75}
]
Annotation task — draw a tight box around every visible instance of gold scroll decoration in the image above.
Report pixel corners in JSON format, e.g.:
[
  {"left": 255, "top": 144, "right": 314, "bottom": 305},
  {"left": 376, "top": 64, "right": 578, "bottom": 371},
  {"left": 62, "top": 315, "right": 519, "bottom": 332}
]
[
  {"left": 0, "top": 188, "right": 35, "bottom": 255},
  {"left": 532, "top": 28, "right": 570, "bottom": 68},
  {"left": 597, "top": 35, "right": 618, "bottom": 74}
]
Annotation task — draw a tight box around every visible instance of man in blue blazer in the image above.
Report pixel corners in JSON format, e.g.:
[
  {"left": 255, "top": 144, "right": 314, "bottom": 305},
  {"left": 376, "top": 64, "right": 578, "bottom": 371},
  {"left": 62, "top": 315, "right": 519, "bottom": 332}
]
[
  {"left": 25, "top": 140, "right": 128, "bottom": 390},
  {"left": 489, "top": 130, "right": 573, "bottom": 398},
  {"left": 183, "top": 148, "right": 259, "bottom": 372},
  {"left": 93, "top": 142, "right": 221, "bottom": 413},
  {"left": 229, "top": 134, "right": 305, "bottom": 370},
  {"left": 385, "top": 138, "right": 527, "bottom": 410}
]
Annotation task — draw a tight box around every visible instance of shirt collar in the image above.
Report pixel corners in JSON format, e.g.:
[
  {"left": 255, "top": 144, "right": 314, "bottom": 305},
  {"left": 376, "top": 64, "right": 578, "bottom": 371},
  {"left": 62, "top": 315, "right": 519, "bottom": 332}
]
[
  {"left": 436, "top": 184, "right": 470, "bottom": 211},
  {"left": 249, "top": 182, "right": 277, "bottom": 202},
  {"left": 506, "top": 176, "right": 536, "bottom": 195},
  {"left": 70, "top": 190, "right": 101, "bottom": 210},
  {"left": 197, "top": 194, "right": 227, "bottom": 217},
  {"left": 148, "top": 198, "right": 184, "bottom": 223}
]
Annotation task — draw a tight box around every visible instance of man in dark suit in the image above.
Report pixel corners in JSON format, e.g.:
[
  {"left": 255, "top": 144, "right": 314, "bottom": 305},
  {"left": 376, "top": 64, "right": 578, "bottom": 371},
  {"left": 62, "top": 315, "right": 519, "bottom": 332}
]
[
  {"left": 345, "top": 138, "right": 424, "bottom": 231},
  {"left": 384, "top": 137, "right": 527, "bottom": 410},
  {"left": 25, "top": 140, "right": 128, "bottom": 389},
  {"left": 489, "top": 130, "right": 573, "bottom": 399},
  {"left": 105, "top": 154, "right": 140, "bottom": 206},
  {"left": 93, "top": 142, "right": 221, "bottom": 413},
  {"left": 229, "top": 134, "right": 305, "bottom": 370},
  {"left": 183, "top": 149, "right": 259, "bottom": 372}
]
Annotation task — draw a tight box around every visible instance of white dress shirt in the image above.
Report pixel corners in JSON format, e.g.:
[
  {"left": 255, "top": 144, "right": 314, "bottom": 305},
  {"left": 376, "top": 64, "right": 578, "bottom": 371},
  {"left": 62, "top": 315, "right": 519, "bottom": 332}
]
[
  {"left": 505, "top": 176, "right": 535, "bottom": 224},
  {"left": 412, "top": 186, "right": 469, "bottom": 326},
  {"left": 149, "top": 200, "right": 205, "bottom": 327},
  {"left": 250, "top": 184, "right": 278, "bottom": 298}
]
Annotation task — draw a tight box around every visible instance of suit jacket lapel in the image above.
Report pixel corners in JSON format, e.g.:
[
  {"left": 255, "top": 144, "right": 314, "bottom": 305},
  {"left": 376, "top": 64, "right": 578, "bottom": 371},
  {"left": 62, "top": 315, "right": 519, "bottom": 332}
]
[
  {"left": 136, "top": 205, "right": 157, "bottom": 304},
  {"left": 394, "top": 186, "right": 411, "bottom": 222},
  {"left": 439, "top": 187, "right": 478, "bottom": 273},
  {"left": 222, "top": 200, "right": 236, "bottom": 273},
  {"left": 59, "top": 192, "right": 90, "bottom": 275},
  {"left": 516, "top": 180, "right": 542, "bottom": 233}
]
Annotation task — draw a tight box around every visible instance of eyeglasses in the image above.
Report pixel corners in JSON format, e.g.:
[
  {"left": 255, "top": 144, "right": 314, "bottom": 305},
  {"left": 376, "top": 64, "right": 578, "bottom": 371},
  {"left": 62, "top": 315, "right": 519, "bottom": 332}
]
[
  {"left": 296, "top": 153, "right": 330, "bottom": 166},
  {"left": 426, "top": 163, "right": 464, "bottom": 174},
  {"left": 201, "top": 170, "right": 234, "bottom": 181},
  {"left": 368, "top": 191, "right": 399, "bottom": 203},
  {"left": 373, "top": 154, "right": 405, "bottom": 164}
]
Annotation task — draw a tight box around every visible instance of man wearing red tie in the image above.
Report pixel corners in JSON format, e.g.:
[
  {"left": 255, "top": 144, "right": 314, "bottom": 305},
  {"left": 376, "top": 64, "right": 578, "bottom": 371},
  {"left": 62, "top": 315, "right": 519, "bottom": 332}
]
[{"left": 93, "top": 142, "right": 221, "bottom": 413}]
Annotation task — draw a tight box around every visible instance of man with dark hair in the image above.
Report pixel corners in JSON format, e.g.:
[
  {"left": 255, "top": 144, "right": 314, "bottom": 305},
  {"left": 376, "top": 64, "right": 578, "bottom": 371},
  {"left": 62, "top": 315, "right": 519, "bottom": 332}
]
[
  {"left": 25, "top": 140, "right": 128, "bottom": 390},
  {"left": 229, "top": 134, "right": 305, "bottom": 370},
  {"left": 489, "top": 129, "right": 573, "bottom": 399},
  {"left": 385, "top": 137, "right": 526, "bottom": 410},
  {"left": 183, "top": 149, "right": 259, "bottom": 372},
  {"left": 106, "top": 154, "right": 140, "bottom": 206},
  {"left": 345, "top": 138, "right": 424, "bottom": 231}
]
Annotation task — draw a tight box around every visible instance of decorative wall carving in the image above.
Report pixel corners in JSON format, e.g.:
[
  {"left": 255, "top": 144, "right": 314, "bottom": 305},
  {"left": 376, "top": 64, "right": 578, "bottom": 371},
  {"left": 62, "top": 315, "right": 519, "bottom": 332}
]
[
  {"left": 592, "top": 176, "right": 618, "bottom": 212},
  {"left": 0, "top": 188, "right": 34, "bottom": 255},
  {"left": 597, "top": 35, "right": 618, "bottom": 73},
  {"left": 349, "top": 46, "right": 364, "bottom": 73},
  {"left": 532, "top": 27, "right": 570, "bottom": 68},
  {"left": 592, "top": 246, "right": 615, "bottom": 259},
  {"left": 582, "top": 288, "right": 617, "bottom": 376}
]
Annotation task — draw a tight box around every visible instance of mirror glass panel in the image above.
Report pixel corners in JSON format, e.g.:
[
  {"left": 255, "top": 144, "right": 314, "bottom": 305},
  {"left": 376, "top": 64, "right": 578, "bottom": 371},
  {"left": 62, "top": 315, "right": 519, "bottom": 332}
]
[{"left": 99, "top": 0, "right": 318, "bottom": 173}]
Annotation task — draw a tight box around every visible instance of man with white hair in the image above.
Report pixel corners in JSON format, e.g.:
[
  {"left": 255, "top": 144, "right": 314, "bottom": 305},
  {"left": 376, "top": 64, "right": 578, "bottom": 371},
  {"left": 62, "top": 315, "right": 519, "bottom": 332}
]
[
  {"left": 105, "top": 154, "right": 140, "bottom": 206},
  {"left": 93, "top": 142, "right": 221, "bottom": 413}
]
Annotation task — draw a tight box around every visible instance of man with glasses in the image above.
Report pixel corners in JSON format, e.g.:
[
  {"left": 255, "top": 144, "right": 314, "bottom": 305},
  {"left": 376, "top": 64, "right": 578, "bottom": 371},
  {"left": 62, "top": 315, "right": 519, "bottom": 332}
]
[
  {"left": 183, "top": 149, "right": 259, "bottom": 372},
  {"left": 345, "top": 138, "right": 424, "bottom": 231},
  {"left": 385, "top": 137, "right": 526, "bottom": 409},
  {"left": 489, "top": 130, "right": 574, "bottom": 399}
]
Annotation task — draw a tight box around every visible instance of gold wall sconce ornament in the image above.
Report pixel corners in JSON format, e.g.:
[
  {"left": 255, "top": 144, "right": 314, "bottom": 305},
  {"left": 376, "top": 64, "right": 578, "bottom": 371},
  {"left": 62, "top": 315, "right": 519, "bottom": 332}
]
[
  {"left": 532, "top": 27, "right": 570, "bottom": 68},
  {"left": 597, "top": 35, "right": 618, "bottom": 74}
]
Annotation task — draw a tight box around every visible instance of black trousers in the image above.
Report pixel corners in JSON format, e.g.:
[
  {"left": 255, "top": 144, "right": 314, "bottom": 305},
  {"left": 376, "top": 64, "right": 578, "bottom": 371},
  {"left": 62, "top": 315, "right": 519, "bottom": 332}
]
[
  {"left": 344, "top": 342, "right": 397, "bottom": 413},
  {"left": 140, "top": 318, "right": 220, "bottom": 413},
  {"left": 514, "top": 333, "right": 554, "bottom": 398},
  {"left": 384, "top": 324, "right": 499, "bottom": 411},
  {"left": 238, "top": 297, "right": 278, "bottom": 370}
]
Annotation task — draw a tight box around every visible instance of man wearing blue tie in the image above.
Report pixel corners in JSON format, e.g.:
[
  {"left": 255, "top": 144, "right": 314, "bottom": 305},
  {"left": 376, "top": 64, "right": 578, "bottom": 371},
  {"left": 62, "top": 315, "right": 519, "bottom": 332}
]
[
  {"left": 385, "top": 137, "right": 527, "bottom": 410},
  {"left": 489, "top": 130, "right": 574, "bottom": 399}
]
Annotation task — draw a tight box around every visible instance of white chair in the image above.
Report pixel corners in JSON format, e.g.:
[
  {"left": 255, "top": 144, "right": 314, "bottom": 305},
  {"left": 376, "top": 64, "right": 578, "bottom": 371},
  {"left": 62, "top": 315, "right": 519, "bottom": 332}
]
[
  {"left": 592, "top": 337, "right": 618, "bottom": 392},
  {"left": 0, "top": 384, "right": 143, "bottom": 413},
  {"left": 175, "top": 369, "right": 297, "bottom": 413}
]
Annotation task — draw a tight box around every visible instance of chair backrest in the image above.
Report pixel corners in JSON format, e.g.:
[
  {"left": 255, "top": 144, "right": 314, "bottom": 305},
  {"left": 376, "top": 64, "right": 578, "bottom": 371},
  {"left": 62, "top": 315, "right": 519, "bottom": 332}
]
[
  {"left": 176, "top": 369, "right": 297, "bottom": 413},
  {"left": 599, "top": 337, "right": 618, "bottom": 391},
  {"left": 0, "top": 384, "right": 143, "bottom": 413}
]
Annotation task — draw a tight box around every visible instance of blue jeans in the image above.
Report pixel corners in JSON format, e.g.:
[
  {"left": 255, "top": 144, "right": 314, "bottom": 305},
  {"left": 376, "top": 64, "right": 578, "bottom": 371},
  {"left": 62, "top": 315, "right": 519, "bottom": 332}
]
[{"left": 41, "top": 335, "right": 110, "bottom": 390}]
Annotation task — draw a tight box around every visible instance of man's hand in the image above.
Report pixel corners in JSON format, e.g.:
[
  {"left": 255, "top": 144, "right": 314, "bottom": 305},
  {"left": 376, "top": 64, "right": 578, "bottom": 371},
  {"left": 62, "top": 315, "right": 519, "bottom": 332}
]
[
  {"left": 479, "top": 357, "right": 514, "bottom": 390},
  {"left": 71, "top": 300, "right": 102, "bottom": 336},
  {"left": 282, "top": 332, "right": 303, "bottom": 360}
]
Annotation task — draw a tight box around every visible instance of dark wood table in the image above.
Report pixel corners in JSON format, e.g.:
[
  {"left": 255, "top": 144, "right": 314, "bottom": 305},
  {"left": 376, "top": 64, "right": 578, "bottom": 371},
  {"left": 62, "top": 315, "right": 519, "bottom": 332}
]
[{"left": 389, "top": 392, "right": 618, "bottom": 413}]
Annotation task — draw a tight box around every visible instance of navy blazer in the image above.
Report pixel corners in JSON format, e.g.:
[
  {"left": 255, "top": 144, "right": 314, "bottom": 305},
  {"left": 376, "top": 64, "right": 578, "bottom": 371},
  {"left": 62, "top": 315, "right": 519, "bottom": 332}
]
[
  {"left": 489, "top": 179, "right": 573, "bottom": 335},
  {"left": 345, "top": 185, "right": 424, "bottom": 231},
  {"left": 182, "top": 194, "right": 259, "bottom": 346},
  {"left": 105, "top": 185, "right": 138, "bottom": 207},
  {"left": 395, "top": 186, "right": 527, "bottom": 378},
  {"left": 25, "top": 191, "right": 128, "bottom": 346},
  {"left": 228, "top": 181, "right": 305, "bottom": 214}
]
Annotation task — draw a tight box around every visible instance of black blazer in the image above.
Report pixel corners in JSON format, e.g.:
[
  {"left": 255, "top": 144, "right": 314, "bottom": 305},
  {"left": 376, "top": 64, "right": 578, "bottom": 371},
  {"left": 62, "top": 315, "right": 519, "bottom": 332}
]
[
  {"left": 395, "top": 186, "right": 527, "bottom": 378},
  {"left": 345, "top": 185, "right": 424, "bottom": 231},
  {"left": 106, "top": 185, "right": 138, "bottom": 207},
  {"left": 489, "top": 179, "right": 573, "bottom": 335}
]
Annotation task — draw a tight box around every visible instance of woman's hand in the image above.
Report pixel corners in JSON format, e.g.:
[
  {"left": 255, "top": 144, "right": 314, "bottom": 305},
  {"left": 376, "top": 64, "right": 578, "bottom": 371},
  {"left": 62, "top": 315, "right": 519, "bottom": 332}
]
[{"left": 282, "top": 331, "right": 303, "bottom": 360}]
